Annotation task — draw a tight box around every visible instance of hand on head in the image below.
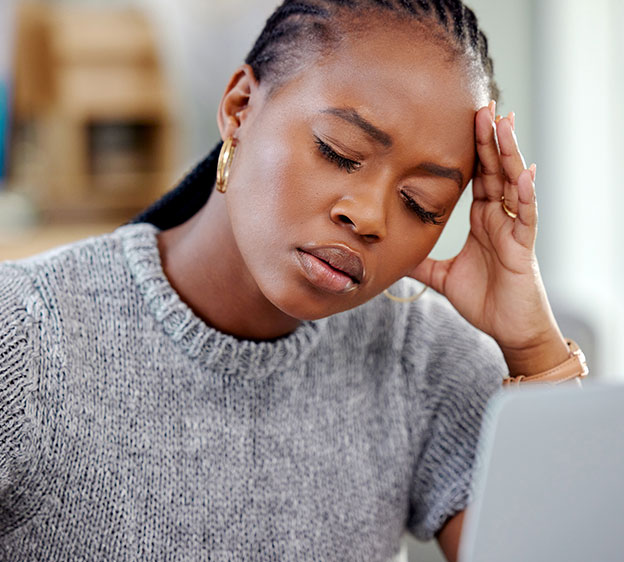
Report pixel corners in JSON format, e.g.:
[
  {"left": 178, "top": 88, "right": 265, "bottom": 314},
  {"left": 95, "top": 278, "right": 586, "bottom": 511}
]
[{"left": 409, "top": 103, "right": 569, "bottom": 374}]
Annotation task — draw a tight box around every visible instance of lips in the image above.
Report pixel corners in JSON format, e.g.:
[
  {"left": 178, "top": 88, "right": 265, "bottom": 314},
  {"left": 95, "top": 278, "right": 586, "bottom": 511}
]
[
  {"left": 301, "top": 246, "right": 364, "bottom": 284},
  {"left": 296, "top": 244, "right": 365, "bottom": 295}
]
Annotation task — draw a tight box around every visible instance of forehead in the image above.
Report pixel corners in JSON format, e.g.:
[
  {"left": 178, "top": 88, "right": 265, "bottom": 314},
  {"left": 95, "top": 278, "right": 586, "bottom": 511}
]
[{"left": 263, "top": 23, "right": 486, "bottom": 174}]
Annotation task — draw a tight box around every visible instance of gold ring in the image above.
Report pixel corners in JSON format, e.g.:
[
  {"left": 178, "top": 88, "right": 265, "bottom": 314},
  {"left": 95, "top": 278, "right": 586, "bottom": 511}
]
[{"left": 501, "top": 196, "right": 517, "bottom": 219}]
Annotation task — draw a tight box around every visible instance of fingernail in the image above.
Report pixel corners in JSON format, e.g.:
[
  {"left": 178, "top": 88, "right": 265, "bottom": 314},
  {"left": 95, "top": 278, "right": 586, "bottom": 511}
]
[
  {"left": 508, "top": 111, "right": 516, "bottom": 130},
  {"left": 489, "top": 100, "right": 496, "bottom": 121},
  {"left": 530, "top": 163, "right": 537, "bottom": 182}
]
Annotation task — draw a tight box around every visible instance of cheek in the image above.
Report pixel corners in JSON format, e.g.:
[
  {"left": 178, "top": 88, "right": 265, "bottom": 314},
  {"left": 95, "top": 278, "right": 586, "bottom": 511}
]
[
  {"left": 227, "top": 142, "right": 294, "bottom": 230},
  {"left": 224, "top": 130, "right": 331, "bottom": 278},
  {"left": 378, "top": 213, "right": 453, "bottom": 284},
  {"left": 228, "top": 129, "right": 335, "bottom": 234}
]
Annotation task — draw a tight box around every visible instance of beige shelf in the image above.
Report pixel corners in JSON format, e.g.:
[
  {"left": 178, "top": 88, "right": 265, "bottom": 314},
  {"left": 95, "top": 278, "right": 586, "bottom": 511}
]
[{"left": 12, "top": 1, "right": 176, "bottom": 222}]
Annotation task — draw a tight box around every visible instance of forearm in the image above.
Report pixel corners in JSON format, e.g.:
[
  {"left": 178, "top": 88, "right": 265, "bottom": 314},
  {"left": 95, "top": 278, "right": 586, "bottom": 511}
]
[{"left": 436, "top": 510, "right": 465, "bottom": 562}]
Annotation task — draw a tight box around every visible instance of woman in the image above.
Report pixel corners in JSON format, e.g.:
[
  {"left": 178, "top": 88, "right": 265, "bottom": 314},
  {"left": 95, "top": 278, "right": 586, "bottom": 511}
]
[{"left": 0, "top": 1, "right": 587, "bottom": 560}]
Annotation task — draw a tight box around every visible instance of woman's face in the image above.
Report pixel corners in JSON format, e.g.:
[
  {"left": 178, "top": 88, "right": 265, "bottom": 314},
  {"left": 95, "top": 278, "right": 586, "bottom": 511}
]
[{"left": 222, "top": 24, "right": 487, "bottom": 320}]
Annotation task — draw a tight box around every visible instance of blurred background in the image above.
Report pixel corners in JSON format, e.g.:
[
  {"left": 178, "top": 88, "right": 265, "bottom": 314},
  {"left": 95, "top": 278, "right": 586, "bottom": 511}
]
[{"left": 0, "top": 1, "right": 621, "bottom": 557}]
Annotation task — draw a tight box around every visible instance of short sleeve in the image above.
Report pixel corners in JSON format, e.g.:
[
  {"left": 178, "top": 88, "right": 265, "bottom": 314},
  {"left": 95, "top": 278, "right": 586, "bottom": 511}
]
[
  {"left": 401, "top": 291, "right": 506, "bottom": 541},
  {"left": 0, "top": 264, "right": 44, "bottom": 535}
]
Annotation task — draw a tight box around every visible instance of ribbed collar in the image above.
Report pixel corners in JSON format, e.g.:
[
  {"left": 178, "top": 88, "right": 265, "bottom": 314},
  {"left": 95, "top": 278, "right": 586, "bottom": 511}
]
[{"left": 120, "top": 223, "right": 327, "bottom": 380}]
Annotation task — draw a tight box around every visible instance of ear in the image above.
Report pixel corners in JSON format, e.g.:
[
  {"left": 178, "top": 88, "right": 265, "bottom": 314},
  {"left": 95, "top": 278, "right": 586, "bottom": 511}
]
[{"left": 217, "top": 64, "right": 262, "bottom": 141}]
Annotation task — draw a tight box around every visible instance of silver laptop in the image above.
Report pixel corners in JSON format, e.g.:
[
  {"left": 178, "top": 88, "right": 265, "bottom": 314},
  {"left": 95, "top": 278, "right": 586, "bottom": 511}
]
[{"left": 458, "top": 382, "right": 624, "bottom": 562}]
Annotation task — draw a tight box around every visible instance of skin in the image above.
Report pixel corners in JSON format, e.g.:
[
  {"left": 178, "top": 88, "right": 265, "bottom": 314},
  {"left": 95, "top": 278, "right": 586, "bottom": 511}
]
[{"left": 158, "top": 20, "right": 569, "bottom": 562}]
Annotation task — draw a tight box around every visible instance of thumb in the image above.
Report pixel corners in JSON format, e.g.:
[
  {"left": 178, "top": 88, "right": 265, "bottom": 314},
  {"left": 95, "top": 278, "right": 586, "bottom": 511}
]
[{"left": 408, "top": 256, "right": 453, "bottom": 296}]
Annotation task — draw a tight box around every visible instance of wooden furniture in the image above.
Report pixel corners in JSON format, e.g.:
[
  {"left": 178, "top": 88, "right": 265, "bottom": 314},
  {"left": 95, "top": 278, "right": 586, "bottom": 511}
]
[{"left": 12, "top": 2, "right": 176, "bottom": 220}]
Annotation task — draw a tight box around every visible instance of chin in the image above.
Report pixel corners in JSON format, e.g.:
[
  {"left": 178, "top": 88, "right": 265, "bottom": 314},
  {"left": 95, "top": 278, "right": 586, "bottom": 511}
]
[
  {"left": 277, "top": 304, "right": 341, "bottom": 322},
  {"left": 268, "top": 285, "right": 365, "bottom": 322},
  {"left": 251, "top": 259, "right": 369, "bottom": 321}
]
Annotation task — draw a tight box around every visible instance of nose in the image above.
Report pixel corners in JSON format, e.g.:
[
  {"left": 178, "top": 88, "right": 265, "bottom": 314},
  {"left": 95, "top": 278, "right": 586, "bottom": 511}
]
[{"left": 329, "top": 192, "right": 388, "bottom": 242}]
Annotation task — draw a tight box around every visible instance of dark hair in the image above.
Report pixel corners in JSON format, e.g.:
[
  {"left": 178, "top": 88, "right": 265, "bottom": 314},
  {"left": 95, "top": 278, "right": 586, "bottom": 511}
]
[
  {"left": 134, "top": 0, "right": 498, "bottom": 229},
  {"left": 245, "top": 0, "right": 499, "bottom": 101}
]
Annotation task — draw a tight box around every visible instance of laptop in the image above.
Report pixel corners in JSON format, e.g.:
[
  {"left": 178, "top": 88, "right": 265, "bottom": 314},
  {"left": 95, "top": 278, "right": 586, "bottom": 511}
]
[{"left": 458, "top": 382, "right": 624, "bottom": 562}]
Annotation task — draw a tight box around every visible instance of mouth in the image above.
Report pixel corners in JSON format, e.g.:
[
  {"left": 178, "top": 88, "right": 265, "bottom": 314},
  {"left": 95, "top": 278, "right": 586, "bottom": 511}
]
[{"left": 296, "top": 245, "right": 364, "bottom": 295}]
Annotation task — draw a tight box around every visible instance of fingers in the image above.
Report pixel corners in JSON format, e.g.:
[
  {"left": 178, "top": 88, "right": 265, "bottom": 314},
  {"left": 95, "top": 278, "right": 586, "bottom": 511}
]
[
  {"left": 474, "top": 102, "right": 528, "bottom": 217},
  {"left": 512, "top": 165, "right": 538, "bottom": 249},
  {"left": 474, "top": 103, "right": 539, "bottom": 249},
  {"left": 474, "top": 103, "right": 501, "bottom": 201},
  {"left": 497, "top": 116, "right": 527, "bottom": 216}
]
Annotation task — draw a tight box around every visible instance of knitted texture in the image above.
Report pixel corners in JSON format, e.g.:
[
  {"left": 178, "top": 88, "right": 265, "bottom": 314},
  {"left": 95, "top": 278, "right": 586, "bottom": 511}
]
[{"left": 0, "top": 224, "right": 505, "bottom": 561}]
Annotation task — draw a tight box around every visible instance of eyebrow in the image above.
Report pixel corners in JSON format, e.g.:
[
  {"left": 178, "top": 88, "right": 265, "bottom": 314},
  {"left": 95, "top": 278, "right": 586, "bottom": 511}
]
[
  {"left": 417, "top": 162, "right": 464, "bottom": 190},
  {"left": 321, "top": 107, "right": 393, "bottom": 148},
  {"left": 321, "top": 106, "right": 464, "bottom": 189}
]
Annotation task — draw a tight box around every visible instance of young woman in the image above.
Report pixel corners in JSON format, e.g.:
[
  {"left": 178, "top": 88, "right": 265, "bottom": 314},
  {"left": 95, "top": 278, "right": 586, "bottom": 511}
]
[{"left": 0, "top": 1, "right": 587, "bottom": 560}]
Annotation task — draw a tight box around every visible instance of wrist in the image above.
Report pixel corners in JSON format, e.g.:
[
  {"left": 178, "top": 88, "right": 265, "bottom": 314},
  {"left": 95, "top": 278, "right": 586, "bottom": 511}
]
[
  {"left": 501, "top": 335, "right": 589, "bottom": 387},
  {"left": 499, "top": 329, "right": 570, "bottom": 377}
]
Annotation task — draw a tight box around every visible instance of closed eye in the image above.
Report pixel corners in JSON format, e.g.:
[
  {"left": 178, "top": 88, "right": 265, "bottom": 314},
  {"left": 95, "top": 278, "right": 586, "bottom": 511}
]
[
  {"left": 314, "top": 135, "right": 444, "bottom": 225},
  {"left": 400, "top": 190, "right": 445, "bottom": 225},
  {"left": 314, "top": 137, "right": 361, "bottom": 174}
]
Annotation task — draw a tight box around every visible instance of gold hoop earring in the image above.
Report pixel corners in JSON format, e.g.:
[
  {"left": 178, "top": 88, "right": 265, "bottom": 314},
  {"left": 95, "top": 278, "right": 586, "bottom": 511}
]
[
  {"left": 383, "top": 284, "right": 428, "bottom": 303},
  {"left": 216, "top": 137, "right": 238, "bottom": 193}
]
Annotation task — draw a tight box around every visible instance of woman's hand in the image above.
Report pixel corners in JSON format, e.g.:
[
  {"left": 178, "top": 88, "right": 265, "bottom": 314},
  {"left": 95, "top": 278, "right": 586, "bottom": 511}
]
[{"left": 409, "top": 102, "right": 569, "bottom": 375}]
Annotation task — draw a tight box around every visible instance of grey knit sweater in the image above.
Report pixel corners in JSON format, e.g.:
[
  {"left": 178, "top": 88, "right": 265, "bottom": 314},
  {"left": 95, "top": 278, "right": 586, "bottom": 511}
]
[{"left": 0, "top": 223, "right": 505, "bottom": 561}]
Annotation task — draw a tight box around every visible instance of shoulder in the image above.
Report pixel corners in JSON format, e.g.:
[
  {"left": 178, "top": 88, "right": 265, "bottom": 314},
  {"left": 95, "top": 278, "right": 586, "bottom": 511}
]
[
  {"left": 0, "top": 263, "right": 47, "bottom": 534},
  {"left": 1, "top": 223, "right": 157, "bottom": 308},
  {"left": 336, "top": 278, "right": 506, "bottom": 400},
  {"left": 396, "top": 279, "right": 506, "bottom": 385},
  {"left": 0, "top": 260, "right": 44, "bottom": 333},
  {"left": 329, "top": 278, "right": 505, "bottom": 372},
  {"left": 321, "top": 279, "right": 505, "bottom": 400},
  {"left": 4, "top": 223, "right": 157, "bottom": 276},
  {"left": 388, "top": 283, "right": 505, "bottom": 540}
]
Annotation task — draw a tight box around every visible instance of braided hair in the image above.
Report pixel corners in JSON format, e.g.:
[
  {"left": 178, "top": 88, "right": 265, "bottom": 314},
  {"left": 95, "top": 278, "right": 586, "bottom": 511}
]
[
  {"left": 246, "top": 0, "right": 499, "bottom": 101},
  {"left": 134, "top": 0, "right": 498, "bottom": 229}
]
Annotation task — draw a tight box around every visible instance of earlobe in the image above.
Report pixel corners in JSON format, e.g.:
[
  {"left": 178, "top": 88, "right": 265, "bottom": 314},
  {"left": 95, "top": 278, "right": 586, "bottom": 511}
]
[{"left": 217, "top": 64, "right": 261, "bottom": 141}]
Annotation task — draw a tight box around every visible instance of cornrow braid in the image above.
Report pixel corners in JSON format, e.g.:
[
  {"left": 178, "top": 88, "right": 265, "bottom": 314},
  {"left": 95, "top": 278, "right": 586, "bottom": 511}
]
[
  {"left": 135, "top": 0, "right": 499, "bottom": 229},
  {"left": 245, "top": 0, "right": 499, "bottom": 101}
]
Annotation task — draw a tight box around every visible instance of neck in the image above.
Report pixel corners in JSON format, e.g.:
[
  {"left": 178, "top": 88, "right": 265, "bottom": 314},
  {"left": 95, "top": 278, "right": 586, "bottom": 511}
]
[{"left": 157, "top": 191, "right": 302, "bottom": 341}]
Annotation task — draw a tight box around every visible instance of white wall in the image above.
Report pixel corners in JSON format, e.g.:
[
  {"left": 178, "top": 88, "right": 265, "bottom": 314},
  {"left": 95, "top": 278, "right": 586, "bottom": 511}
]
[{"left": 533, "top": 0, "right": 623, "bottom": 379}]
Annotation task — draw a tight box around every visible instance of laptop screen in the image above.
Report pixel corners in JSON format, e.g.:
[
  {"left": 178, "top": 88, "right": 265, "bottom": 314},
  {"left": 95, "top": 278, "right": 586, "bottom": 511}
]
[{"left": 459, "top": 383, "right": 624, "bottom": 562}]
